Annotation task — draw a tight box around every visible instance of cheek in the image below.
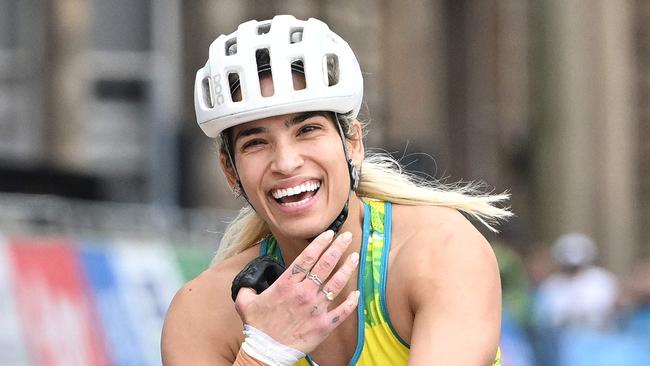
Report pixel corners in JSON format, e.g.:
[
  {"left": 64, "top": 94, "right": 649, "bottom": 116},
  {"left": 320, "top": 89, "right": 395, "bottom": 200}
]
[
  {"left": 313, "top": 143, "right": 349, "bottom": 183},
  {"left": 235, "top": 157, "right": 263, "bottom": 190},
  {"left": 239, "top": 167, "right": 259, "bottom": 186}
]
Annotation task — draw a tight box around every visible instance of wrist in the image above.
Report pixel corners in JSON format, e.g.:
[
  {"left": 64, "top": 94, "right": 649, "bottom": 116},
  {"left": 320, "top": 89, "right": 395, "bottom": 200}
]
[{"left": 240, "top": 324, "right": 306, "bottom": 366}]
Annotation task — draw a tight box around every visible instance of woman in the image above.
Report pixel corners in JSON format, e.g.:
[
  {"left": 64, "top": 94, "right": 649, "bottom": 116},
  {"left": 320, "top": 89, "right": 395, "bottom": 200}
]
[{"left": 162, "top": 15, "right": 510, "bottom": 366}]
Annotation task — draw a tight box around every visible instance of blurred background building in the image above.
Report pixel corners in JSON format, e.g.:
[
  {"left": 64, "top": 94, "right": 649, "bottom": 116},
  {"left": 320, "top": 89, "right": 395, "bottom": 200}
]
[
  {"left": 1, "top": 0, "right": 648, "bottom": 271},
  {"left": 0, "top": 1, "right": 649, "bottom": 365}
]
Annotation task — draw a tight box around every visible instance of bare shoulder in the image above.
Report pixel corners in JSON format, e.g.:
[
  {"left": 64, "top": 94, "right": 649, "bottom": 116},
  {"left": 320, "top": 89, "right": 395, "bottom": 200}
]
[
  {"left": 161, "top": 245, "right": 260, "bottom": 365},
  {"left": 390, "top": 204, "right": 500, "bottom": 305},
  {"left": 389, "top": 204, "right": 502, "bottom": 363},
  {"left": 391, "top": 203, "right": 494, "bottom": 251}
]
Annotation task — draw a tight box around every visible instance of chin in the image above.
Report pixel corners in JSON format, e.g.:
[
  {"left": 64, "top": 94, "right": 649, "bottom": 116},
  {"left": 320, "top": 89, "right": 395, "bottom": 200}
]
[{"left": 275, "top": 220, "right": 329, "bottom": 240}]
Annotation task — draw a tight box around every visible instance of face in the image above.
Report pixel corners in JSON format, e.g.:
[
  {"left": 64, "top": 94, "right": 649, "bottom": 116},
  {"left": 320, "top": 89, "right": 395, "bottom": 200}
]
[{"left": 222, "top": 109, "right": 363, "bottom": 240}]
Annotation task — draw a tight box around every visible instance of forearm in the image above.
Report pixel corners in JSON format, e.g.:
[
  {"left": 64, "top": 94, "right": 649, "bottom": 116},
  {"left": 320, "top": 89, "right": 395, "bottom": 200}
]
[{"left": 233, "top": 348, "right": 268, "bottom": 366}]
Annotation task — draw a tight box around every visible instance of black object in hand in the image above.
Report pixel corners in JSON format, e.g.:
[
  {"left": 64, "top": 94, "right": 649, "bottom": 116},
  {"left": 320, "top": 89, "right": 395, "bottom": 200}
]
[{"left": 231, "top": 255, "right": 286, "bottom": 301}]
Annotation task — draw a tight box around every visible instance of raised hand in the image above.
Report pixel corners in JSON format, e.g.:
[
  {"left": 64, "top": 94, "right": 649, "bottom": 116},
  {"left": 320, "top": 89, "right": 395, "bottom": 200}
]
[{"left": 234, "top": 230, "right": 360, "bottom": 353}]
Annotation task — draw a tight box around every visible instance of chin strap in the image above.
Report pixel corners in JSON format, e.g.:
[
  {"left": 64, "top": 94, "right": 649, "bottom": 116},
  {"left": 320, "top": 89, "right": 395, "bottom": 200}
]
[
  {"left": 327, "top": 115, "right": 360, "bottom": 234},
  {"left": 348, "top": 158, "right": 360, "bottom": 191},
  {"left": 326, "top": 200, "right": 349, "bottom": 233}
]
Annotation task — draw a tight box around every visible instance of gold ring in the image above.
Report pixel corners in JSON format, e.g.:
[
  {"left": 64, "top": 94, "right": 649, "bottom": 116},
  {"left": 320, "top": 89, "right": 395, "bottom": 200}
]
[{"left": 321, "top": 289, "right": 334, "bottom": 301}]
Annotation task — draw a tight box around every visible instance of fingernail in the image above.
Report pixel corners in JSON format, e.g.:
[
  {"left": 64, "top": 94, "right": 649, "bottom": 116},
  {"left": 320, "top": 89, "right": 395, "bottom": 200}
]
[
  {"left": 322, "top": 230, "right": 335, "bottom": 241},
  {"left": 350, "top": 252, "right": 359, "bottom": 264},
  {"left": 340, "top": 231, "right": 352, "bottom": 242}
]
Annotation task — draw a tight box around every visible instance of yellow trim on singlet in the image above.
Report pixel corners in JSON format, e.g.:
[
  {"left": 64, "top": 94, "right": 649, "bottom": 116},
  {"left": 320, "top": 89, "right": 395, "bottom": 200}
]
[{"left": 353, "top": 200, "right": 410, "bottom": 365}]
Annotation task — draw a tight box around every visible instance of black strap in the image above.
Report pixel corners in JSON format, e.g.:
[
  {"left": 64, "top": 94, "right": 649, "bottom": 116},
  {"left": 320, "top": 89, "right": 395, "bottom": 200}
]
[{"left": 231, "top": 255, "right": 286, "bottom": 301}]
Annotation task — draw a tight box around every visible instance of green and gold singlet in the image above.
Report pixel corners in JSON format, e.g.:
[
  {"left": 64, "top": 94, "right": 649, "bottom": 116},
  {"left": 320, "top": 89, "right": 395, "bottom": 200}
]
[{"left": 259, "top": 200, "right": 501, "bottom": 365}]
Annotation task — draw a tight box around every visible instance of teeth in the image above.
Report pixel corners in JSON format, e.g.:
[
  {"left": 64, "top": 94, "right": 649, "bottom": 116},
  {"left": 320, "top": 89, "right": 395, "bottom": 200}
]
[
  {"left": 282, "top": 196, "right": 312, "bottom": 207},
  {"left": 272, "top": 181, "right": 320, "bottom": 199}
]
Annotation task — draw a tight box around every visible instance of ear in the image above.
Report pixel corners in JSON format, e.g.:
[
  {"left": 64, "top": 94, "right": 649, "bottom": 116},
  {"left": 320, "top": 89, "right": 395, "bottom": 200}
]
[
  {"left": 346, "top": 119, "right": 365, "bottom": 165},
  {"left": 219, "top": 152, "right": 239, "bottom": 191}
]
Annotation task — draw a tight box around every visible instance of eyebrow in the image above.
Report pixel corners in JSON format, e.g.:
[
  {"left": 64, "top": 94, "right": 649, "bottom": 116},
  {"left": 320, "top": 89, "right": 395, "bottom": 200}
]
[
  {"left": 285, "top": 111, "right": 330, "bottom": 127},
  {"left": 234, "top": 111, "right": 331, "bottom": 143}
]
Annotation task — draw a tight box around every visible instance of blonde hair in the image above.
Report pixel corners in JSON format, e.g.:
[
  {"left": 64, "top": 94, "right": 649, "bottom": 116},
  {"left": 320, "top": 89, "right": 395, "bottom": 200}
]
[{"left": 212, "top": 114, "right": 512, "bottom": 263}]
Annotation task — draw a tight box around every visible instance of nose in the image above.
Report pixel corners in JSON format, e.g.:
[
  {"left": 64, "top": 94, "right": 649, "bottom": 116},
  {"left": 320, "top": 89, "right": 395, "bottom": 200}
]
[{"left": 270, "top": 141, "right": 304, "bottom": 175}]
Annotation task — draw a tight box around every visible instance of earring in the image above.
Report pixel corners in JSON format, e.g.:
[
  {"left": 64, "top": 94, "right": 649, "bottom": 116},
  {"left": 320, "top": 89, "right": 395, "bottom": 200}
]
[{"left": 232, "top": 184, "right": 243, "bottom": 198}]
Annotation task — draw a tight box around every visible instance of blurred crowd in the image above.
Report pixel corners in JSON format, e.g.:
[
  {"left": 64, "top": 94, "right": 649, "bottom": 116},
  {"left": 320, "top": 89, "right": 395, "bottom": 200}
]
[{"left": 496, "top": 233, "right": 650, "bottom": 366}]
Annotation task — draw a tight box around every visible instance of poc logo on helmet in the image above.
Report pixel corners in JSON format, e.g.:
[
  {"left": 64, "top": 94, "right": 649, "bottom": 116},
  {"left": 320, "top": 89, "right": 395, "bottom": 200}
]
[{"left": 211, "top": 73, "right": 225, "bottom": 106}]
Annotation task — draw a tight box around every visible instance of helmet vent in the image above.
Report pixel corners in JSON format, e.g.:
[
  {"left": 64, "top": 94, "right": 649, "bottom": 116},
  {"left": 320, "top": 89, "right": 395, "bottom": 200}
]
[
  {"left": 256, "top": 48, "right": 274, "bottom": 97},
  {"left": 225, "top": 38, "right": 237, "bottom": 55},
  {"left": 290, "top": 28, "right": 303, "bottom": 43},
  {"left": 228, "top": 72, "right": 242, "bottom": 102},
  {"left": 201, "top": 77, "right": 214, "bottom": 108},
  {"left": 324, "top": 54, "right": 339, "bottom": 86},
  {"left": 291, "top": 59, "right": 305, "bottom": 90},
  {"left": 257, "top": 23, "right": 271, "bottom": 35}
]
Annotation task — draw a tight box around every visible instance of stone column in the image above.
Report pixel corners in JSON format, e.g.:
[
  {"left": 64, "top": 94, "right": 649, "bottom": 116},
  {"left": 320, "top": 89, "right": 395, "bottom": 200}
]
[
  {"left": 531, "top": 0, "right": 599, "bottom": 241},
  {"left": 636, "top": 0, "right": 650, "bottom": 258},
  {"left": 380, "top": 0, "right": 447, "bottom": 175},
  {"left": 532, "top": 0, "right": 638, "bottom": 274},
  {"left": 463, "top": 0, "right": 500, "bottom": 187},
  {"left": 48, "top": 0, "right": 91, "bottom": 170},
  {"left": 594, "top": 0, "right": 638, "bottom": 273}
]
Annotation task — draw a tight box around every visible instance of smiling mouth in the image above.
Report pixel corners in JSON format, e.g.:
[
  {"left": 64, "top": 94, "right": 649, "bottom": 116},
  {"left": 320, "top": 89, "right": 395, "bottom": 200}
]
[{"left": 271, "top": 180, "right": 321, "bottom": 207}]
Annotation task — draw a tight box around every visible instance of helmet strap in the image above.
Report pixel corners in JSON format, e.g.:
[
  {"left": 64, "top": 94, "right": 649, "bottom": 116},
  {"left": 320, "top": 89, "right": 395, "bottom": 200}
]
[
  {"left": 222, "top": 134, "right": 250, "bottom": 203},
  {"left": 328, "top": 114, "right": 360, "bottom": 233},
  {"left": 326, "top": 200, "right": 349, "bottom": 233}
]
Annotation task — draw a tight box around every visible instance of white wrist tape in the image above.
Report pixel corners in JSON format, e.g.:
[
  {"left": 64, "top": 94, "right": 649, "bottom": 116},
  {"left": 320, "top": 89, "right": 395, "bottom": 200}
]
[{"left": 241, "top": 324, "right": 306, "bottom": 366}]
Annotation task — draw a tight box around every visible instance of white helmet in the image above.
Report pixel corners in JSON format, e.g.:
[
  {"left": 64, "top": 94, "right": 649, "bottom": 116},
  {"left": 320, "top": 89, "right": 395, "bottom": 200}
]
[{"left": 194, "top": 15, "right": 364, "bottom": 138}]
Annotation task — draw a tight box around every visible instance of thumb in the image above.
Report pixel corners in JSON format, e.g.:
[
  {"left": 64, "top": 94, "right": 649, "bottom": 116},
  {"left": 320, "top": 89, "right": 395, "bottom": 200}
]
[{"left": 234, "top": 287, "right": 257, "bottom": 316}]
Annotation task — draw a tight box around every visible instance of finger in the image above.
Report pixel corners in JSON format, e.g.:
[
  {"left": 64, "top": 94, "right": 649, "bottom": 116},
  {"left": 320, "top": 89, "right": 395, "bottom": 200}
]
[
  {"left": 319, "top": 251, "right": 359, "bottom": 301},
  {"left": 306, "top": 231, "right": 353, "bottom": 288},
  {"left": 326, "top": 290, "right": 360, "bottom": 328},
  {"left": 284, "top": 230, "right": 335, "bottom": 282}
]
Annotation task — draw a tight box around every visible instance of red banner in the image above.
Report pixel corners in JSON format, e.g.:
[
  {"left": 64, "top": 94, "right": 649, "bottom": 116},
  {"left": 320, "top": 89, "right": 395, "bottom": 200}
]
[{"left": 8, "top": 237, "right": 110, "bottom": 366}]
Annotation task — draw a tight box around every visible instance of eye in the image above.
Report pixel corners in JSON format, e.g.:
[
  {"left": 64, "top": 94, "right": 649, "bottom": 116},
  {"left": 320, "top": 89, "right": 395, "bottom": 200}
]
[
  {"left": 240, "top": 138, "right": 266, "bottom": 151},
  {"left": 298, "top": 124, "right": 321, "bottom": 135}
]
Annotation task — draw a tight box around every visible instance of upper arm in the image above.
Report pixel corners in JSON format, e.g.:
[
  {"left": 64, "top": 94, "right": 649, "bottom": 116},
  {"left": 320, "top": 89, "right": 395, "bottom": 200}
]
[
  {"left": 403, "top": 211, "right": 501, "bottom": 366},
  {"left": 161, "top": 271, "right": 243, "bottom": 366}
]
